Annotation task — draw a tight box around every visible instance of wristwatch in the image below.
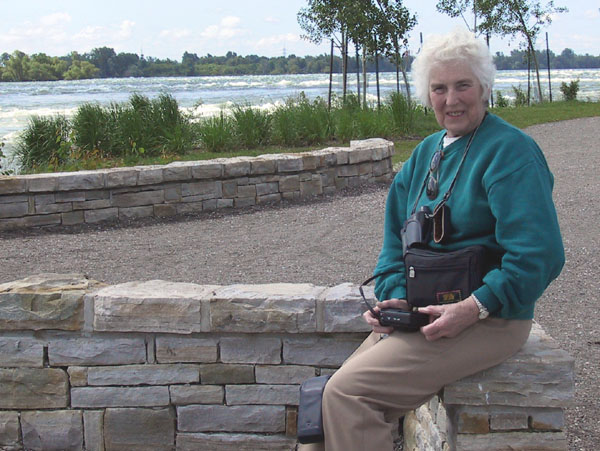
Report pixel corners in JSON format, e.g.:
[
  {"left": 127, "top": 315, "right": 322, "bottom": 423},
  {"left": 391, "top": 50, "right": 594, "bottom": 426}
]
[{"left": 472, "top": 296, "right": 489, "bottom": 320}]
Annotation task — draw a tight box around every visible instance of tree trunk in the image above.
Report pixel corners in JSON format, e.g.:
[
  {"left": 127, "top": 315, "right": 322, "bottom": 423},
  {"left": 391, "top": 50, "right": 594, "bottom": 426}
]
[
  {"left": 362, "top": 47, "right": 367, "bottom": 106},
  {"left": 375, "top": 36, "right": 381, "bottom": 110},
  {"left": 328, "top": 39, "right": 334, "bottom": 111},
  {"left": 356, "top": 45, "right": 361, "bottom": 107}
]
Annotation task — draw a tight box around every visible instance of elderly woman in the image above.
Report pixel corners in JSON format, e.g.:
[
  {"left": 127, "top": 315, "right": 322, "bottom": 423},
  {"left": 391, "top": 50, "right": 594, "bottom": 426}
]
[{"left": 299, "top": 28, "right": 564, "bottom": 451}]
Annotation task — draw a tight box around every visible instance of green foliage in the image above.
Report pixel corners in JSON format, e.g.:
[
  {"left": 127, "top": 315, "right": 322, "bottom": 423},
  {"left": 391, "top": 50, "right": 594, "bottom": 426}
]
[
  {"left": 16, "top": 115, "right": 72, "bottom": 170},
  {"left": 512, "top": 85, "right": 529, "bottom": 107},
  {"left": 72, "top": 103, "right": 111, "bottom": 153},
  {"left": 559, "top": 79, "right": 580, "bottom": 101},
  {"left": 231, "top": 104, "right": 272, "bottom": 149},
  {"left": 197, "top": 112, "right": 234, "bottom": 152},
  {"left": 271, "top": 94, "right": 332, "bottom": 147},
  {"left": 387, "top": 92, "right": 417, "bottom": 134},
  {"left": 495, "top": 91, "right": 510, "bottom": 108},
  {"left": 0, "top": 141, "right": 14, "bottom": 175}
]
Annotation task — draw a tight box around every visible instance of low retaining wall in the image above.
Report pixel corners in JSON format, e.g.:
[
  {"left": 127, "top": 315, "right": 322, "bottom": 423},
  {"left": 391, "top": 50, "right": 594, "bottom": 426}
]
[
  {"left": 0, "top": 139, "right": 394, "bottom": 230},
  {"left": 0, "top": 274, "right": 574, "bottom": 451}
]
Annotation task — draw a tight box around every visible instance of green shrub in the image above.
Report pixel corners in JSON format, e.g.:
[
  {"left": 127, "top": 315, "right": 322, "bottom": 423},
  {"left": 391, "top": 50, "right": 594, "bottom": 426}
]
[
  {"left": 16, "top": 115, "right": 71, "bottom": 170},
  {"left": 72, "top": 102, "right": 111, "bottom": 154},
  {"left": 388, "top": 92, "right": 416, "bottom": 134},
  {"left": 512, "top": 85, "right": 529, "bottom": 107},
  {"left": 560, "top": 79, "right": 580, "bottom": 101},
  {"left": 231, "top": 104, "right": 271, "bottom": 149},
  {"left": 271, "top": 94, "right": 332, "bottom": 147},
  {"left": 495, "top": 91, "right": 510, "bottom": 108},
  {"left": 197, "top": 111, "right": 233, "bottom": 152}
]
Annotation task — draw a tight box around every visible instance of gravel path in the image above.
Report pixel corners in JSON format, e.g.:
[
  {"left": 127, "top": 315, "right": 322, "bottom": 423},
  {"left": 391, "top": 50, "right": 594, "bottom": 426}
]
[{"left": 1, "top": 117, "right": 598, "bottom": 450}]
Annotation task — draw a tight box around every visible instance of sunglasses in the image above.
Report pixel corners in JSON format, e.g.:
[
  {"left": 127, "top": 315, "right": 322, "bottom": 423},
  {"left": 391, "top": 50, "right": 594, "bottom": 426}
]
[{"left": 426, "top": 149, "right": 443, "bottom": 200}]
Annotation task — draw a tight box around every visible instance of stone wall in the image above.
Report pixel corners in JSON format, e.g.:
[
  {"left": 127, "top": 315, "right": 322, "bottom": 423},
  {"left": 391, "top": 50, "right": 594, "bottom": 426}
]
[
  {"left": 0, "top": 274, "right": 574, "bottom": 451},
  {"left": 0, "top": 139, "right": 394, "bottom": 230}
]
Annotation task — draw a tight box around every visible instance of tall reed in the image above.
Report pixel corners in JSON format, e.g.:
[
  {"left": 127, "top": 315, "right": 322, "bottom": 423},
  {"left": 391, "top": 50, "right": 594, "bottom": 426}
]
[{"left": 15, "top": 115, "right": 71, "bottom": 170}]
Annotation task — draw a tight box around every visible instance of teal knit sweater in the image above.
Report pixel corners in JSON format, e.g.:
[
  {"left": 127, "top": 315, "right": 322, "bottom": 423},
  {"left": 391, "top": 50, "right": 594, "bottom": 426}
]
[{"left": 374, "top": 113, "right": 565, "bottom": 319}]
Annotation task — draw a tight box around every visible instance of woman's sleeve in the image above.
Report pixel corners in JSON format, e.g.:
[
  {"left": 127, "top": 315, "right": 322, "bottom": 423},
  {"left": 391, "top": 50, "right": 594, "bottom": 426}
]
[
  {"left": 373, "top": 170, "right": 411, "bottom": 301},
  {"left": 473, "top": 153, "right": 565, "bottom": 317}
]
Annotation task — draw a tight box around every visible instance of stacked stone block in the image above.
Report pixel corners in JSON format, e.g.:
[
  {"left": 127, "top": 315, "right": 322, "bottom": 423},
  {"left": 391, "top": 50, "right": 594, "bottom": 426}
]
[
  {"left": 0, "top": 274, "right": 573, "bottom": 450},
  {"left": 0, "top": 139, "right": 395, "bottom": 230}
]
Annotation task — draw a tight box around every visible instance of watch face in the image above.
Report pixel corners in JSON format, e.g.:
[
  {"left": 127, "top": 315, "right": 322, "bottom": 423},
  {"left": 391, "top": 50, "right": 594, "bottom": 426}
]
[{"left": 479, "top": 310, "right": 490, "bottom": 319}]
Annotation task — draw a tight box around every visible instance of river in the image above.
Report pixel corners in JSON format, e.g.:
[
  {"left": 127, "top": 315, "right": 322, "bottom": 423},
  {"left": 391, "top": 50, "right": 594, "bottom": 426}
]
[{"left": 1, "top": 68, "right": 599, "bottom": 172}]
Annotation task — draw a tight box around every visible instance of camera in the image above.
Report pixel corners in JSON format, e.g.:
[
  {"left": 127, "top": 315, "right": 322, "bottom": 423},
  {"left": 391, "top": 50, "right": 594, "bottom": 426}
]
[
  {"left": 401, "top": 206, "right": 432, "bottom": 256},
  {"left": 379, "top": 308, "right": 430, "bottom": 332}
]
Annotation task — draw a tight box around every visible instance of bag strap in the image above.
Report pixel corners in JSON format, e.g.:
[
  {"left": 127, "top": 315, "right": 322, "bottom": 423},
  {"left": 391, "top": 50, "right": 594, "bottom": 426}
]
[
  {"left": 359, "top": 270, "right": 400, "bottom": 318},
  {"left": 411, "top": 113, "right": 486, "bottom": 215}
]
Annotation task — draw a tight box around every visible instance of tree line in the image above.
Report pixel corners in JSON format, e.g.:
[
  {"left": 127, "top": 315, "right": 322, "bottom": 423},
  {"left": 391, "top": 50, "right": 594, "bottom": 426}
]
[{"left": 1, "top": 46, "right": 597, "bottom": 83}]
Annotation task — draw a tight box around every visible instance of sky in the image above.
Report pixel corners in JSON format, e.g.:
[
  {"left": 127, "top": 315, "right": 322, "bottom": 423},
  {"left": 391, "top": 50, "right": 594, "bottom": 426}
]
[{"left": 1, "top": 0, "right": 599, "bottom": 61}]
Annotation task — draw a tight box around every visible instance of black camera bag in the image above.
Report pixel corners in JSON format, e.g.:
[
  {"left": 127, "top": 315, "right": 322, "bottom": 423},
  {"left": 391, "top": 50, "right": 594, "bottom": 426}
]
[
  {"left": 404, "top": 245, "right": 487, "bottom": 307},
  {"left": 297, "top": 375, "right": 331, "bottom": 444}
]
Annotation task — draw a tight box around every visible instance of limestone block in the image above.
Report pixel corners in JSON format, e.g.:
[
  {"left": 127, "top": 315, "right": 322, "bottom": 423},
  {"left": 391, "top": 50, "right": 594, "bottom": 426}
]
[
  {"left": 283, "top": 336, "right": 366, "bottom": 367},
  {"left": 337, "top": 165, "right": 359, "bottom": 177},
  {"left": 177, "top": 405, "right": 285, "bottom": 433},
  {"left": 176, "top": 432, "right": 297, "bottom": 451},
  {"left": 71, "top": 386, "right": 170, "bottom": 408},
  {"left": 0, "top": 273, "right": 100, "bottom": 331},
  {"left": 457, "top": 408, "right": 490, "bottom": 434},
  {"left": 0, "top": 337, "right": 44, "bottom": 367},
  {"left": 21, "top": 410, "right": 83, "bottom": 451},
  {"left": 0, "top": 201, "right": 29, "bottom": 218},
  {"left": 0, "top": 177, "right": 27, "bottom": 194},
  {"left": 111, "top": 189, "right": 164, "bottom": 208},
  {"left": 443, "top": 323, "right": 575, "bottom": 408},
  {"left": 335, "top": 149, "right": 350, "bottom": 165},
  {"left": 226, "top": 384, "right": 299, "bottom": 406},
  {"left": 105, "top": 168, "right": 138, "bottom": 188},
  {"left": 299, "top": 176, "right": 323, "bottom": 197},
  {"left": 181, "top": 180, "right": 222, "bottom": 198},
  {"left": 217, "top": 198, "right": 234, "bottom": 209},
  {"left": 455, "top": 431, "right": 567, "bottom": 451},
  {"left": 155, "top": 336, "right": 218, "bottom": 363},
  {"left": 237, "top": 184, "right": 256, "bottom": 198},
  {"left": 220, "top": 336, "right": 282, "bottom": 364},
  {"left": 104, "top": 407, "right": 175, "bottom": 451},
  {"left": 0, "top": 368, "right": 68, "bottom": 409},
  {"left": 0, "top": 411, "right": 20, "bottom": 449},
  {"left": 169, "top": 384, "right": 224, "bottom": 405},
  {"left": 62, "top": 210, "right": 85, "bottom": 225},
  {"left": 118, "top": 206, "right": 154, "bottom": 220},
  {"left": 224, "top": 159, "right": 252, "bottom": 177},
  {"left": 287, "top": 407, "right": 298, "bottom": 437},
  {"left": 257, "top": 193, "right": 281, "bottom": 204},
  {"left": 348, "top": 147, "right": 374, "bottom": 164},
  {"left": 87, "top": 364, "right": 199, "bottom": 386},
  {"left": 55, "top": 191, "right": 86, "bottom": 202},
  {"left": 255, "top": 182, "right": 279, "bottom": 196},
  {"left": 321, "top": 283, "right": 372, "bottom": 333},
  {"left": 490, "top": 411, "right": 529, "bottom": 431},
  {"left": 235, "top": 197, "right": 256, "bottom": 207},
  {"left": 154, "top": 204, "right": 177, "bottom": 217},
  {"left": 55, "top": 171, "right": 105, "bottom": 191},
  {"left": 84, "top": 410, "right": 105, "bottom": 451},
  {"left": 301, "top": 154, "right": 320, "bottom": 171},
  {"left": 73, "top": 198, "right": 112, "bottom": 210},
  {"left": 93, "top": 280, "right": 218, "bottom": 333},
  {"left": 163, "top": 163, "right": 192, "bottom": 181},
  {"left": 250, "top": 158, "right": 276, "bottom": 175},
  {"left": 255, "top": 365, "right": 316, "bottom": 384},
  {"left": 164, "top": 185, "right": 182, "bottom": 201},
  {"left": 275, "top": 156, "right": 302, "bottom": 173},
  {"left": 200, "top": 364, "right": 255, "bottom": 384},
  {"left": 137, "top": 166, "right": 164, "bottom": 185},
  {"left": 192, "top": 162, "right": 223, "bottom": 179},
  {"left": 279, "top": 175, "right": 300, "bottom": 192},
  {"left": 210, "top": 284, "right": 322, "bottom": 333},
  {"left": 68, "top": 367, "right": 88, "bottom": 386},
  {"left": 84, "top": 208, "right": 118, "bottom": 223},
  {"left": 529, "top": 409, "right": 565, "bottom": 431},
  {"left": 49, "top": 337, "right": 146, "bottom": 366}
]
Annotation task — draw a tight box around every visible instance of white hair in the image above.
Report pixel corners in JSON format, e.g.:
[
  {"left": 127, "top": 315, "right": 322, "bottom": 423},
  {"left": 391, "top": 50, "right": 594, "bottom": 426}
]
[{"left": 412, "top": 28, "right": 496, "bottom": 107}]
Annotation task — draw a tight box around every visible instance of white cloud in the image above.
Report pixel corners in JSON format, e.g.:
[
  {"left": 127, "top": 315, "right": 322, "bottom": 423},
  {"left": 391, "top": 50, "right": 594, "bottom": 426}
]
[
  {"left": 264, "top": 16, "right": 279, "bottom": 24},
  {"left": 584, "top": 9, "right": 600, "bottom": 19},
  {"left": 118, "top": 20, "right": 136, "bottom": 39},
  {"left": 40, "top": 12, "right": 72, "bottom": 27},
  {"left": 201, "top": 16, "right": 244, "bottom": 39},
  {"left": 159, "top": 28, "right": 193, "bottom": 40},
  {"left": 255, "top": 33, "right": 300, "bottom": 48}
]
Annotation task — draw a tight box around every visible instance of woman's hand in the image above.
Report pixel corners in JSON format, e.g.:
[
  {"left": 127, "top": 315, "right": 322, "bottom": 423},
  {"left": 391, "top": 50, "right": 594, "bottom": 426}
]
[
  {"left": 418, "top": 296, "right": 480, "bottom": 341},
  {"left": 363, "top": 298, "right": 410, "bottom": 334}
]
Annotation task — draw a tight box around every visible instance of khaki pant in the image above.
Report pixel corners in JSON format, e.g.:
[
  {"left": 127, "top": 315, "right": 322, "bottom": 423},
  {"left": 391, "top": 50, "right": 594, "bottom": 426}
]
[{"left": 298, "top": 318, "right": 532, "bottom": 451}]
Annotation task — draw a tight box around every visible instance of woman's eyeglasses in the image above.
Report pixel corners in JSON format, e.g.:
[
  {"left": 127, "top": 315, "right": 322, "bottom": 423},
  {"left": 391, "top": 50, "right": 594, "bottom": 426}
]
[{"left": 426, "top": 150, "right": 443, "bottom": 199}]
